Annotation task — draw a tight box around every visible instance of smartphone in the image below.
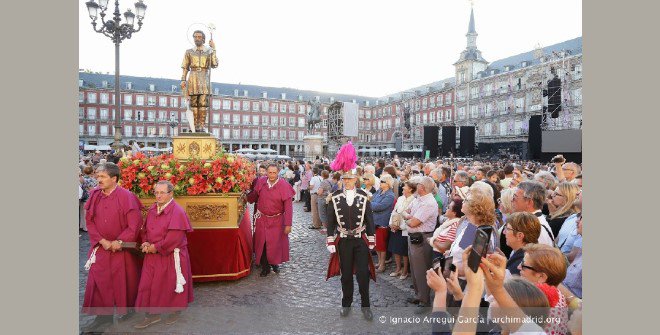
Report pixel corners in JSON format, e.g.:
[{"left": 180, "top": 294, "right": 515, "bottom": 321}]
[
  {"left": 432, "top": 256, "right": 445, "bottom": 275},
  {"left": 467, "top": 226, "right": 494, "bottom": 273},
  {"left": 442, "top": 256, "right": 455, "bottom": 278}
]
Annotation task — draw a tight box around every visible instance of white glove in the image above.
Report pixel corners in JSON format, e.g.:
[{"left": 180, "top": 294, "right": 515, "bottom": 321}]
[{"left": 327, "top": 245, "right": 336, "bottom": 253}]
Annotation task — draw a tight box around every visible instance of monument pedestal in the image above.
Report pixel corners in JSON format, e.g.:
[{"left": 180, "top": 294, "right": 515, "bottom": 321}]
[
  {"left": 172, "top": 133, "right": 218, "bottom": 161},
  {"left": 303, "top": 135, "right": 324, "bottom": 161}
]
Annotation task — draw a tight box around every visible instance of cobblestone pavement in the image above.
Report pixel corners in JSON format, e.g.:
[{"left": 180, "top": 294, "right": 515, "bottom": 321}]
[{"left": 79, "top": 202, "right": 439, "bottom": 334}]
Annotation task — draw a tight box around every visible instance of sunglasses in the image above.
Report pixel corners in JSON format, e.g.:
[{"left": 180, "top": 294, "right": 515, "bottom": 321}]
[{"left": 520, "top": 263, "right": 537, "bottom": 272}]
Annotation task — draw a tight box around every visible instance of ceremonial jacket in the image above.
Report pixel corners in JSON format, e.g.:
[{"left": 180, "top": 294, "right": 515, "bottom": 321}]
[{"left": 326, "top": 188, "right": 375, "bottom": 245}]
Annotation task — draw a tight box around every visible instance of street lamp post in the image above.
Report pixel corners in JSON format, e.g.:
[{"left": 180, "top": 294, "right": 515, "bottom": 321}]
[
  {"left": 168, "top": 120, "right": 179, "bottom": 148},
  {"left": 85, "top": 0, "right": 147, "bottom": 152}
]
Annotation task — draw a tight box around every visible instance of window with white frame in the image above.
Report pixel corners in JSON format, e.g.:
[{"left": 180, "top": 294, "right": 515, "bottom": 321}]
[
  {"left": 87, "top": 92, "right": 97, "bottom": 103},
  {"left": 261, "top": 115, "right": 269, "bottom": 126},
  {"left": 252, "top": 129, "right": 259, "bottom": 139},
  {"left": 458, "top": 107, "right": 466, "bottom": 120},
  {"left": 124, "top": 94, "right": 132, "bottom": 105},
  {"left": 79, "top": 107, "right": 84, "bottom": 119},
  {"left": 242, "top": 129, "right": 250, "bottom": 138},
  {"left": 289, "top": 104, "right": 295, "bottom": 113},
  {"left": 485, "top": 103, "right": 493, "bottom": 117},
  {"left": 281, "top": 104, "right": 287, "bottom": 113},
  {"left": 136, "top": 95, "right": 145, "bottom": 106},
  {"left": 158, "top": 110, "right": 166, "bottom": 121},
  {"left": 223, "top": 129, "right": 230, "bottom": 139},
  {"left": 223, "top": 100, "right": 231, "bottom": 110},
  {"left": 271, "top": 116, "right": 278, "bottom": 126},
  {"left": 573, "top": 88, "right": 582, "bottom": 105},
  {"left": 499, "top": 122, "right": 507, "bottom": 135},
  {"left": 232, "top": 100, "right": 239, "bottom": 111},
  {"left": 212, "top": 113, "right": 220, "bottom": 124},
  {"left": 145, "top": 96, "right": 155, "bottom": 106},
  {"left": 422, "top": 99, "right": 428, "bottom": 110},
  {"left": 271, "top": 103, "right": 279, "bottom": 113},
  {"left": 123, "top": 109, "right": 132, "bottom": 120},
  {"left": 298, "top": 131, "right": 304, "bottom": 140},
  {"left": 242, "top": 101, "right": 250, "bottom": 111},
  {"left": 484, "top": 83, "right": 492, "bottom": 96},
  {"left": 212, "top": 129, "right": 220, "bottom": 139},
  {"left": 280, "top": 117, "right": 286, "bottom": 126},
  {"left": 289, "top": 117, "right": 295, "bottom": 127},
  {"left": 470, "top": 105, "right": 478, "bottom": 119},
  {"left": 298, "top": 118, "right": 305, "bottom": 128},
  {"left": 280, "top": 130, "right": 286, "bottom": 139},
  {"left": 572, "top": 115, "right": 581, "bottom": 128},
  {"left": 359, "top": 109, "right": 364, "bottom": 118},
  {"left": 100, "top": 93, "right": 109, "bottom": 104},
  {"left": 170, "top": 97, "right": 178, "bottom": 108},
  {"left": 429, "top": 112, "right": 435, "bottom": 123},
  {"left": 147, "top": 111, "right": 155, "bottom": 121},
  {"left": 252, "top": 102, "right": 259, "bottom": 112},
  {"left": 212, "top": 99, "right": 221, "bottom": 110},
  {"left": 515, "top": 120, "right": 523, "bottom": 135},
  {"left": 159, "top": 126, "right": 167, "bottom": 136},
  {"left": 289, "top": 131, "right": 296, "bottom": 140},
  {"left": 232, "top": 129, "right": 240, "bottom": 138},
  {"left": 136, "top": 126, "right": 144, "bottom": 137},
  {"left": 573, "top": 64, "right": 582, "bottom": 79},
  {"left": 485, "top": 123, "right": 492, "bottom": 135},
  {"left": 365, "top": 110, "right": 371, "bottom": 118},
  {"left": 159, "top": 96, "right": 167, "bottom": 106},
  {"left": 79, "top": 92, "right": 84, "bottom": 103},
  {"left": 422, "top": 114, "right": 427, "bottom": 124},
  {"left": 446, "top": 94, "right": 452, "bottom": 105},
  {"left": 100, "top": 108, "right": 109, "bottom": 120},
  {"left": 233, "top": 114, "right": 240, "bottom": 125},
  {"left": 430, "top": 97, "right": 436, "bottom": 108},
  {"left": 242, "top": 115, "right": 250, "bottom": 125},
  {"left": 87, "top": 108, "right": 96, "bottom": 119},
  {"left": 147, "top": 127, "right": 156, "bottom": 136},
  {"left": 223, "top": 114, "right": 230, "bottom": 124},
  {"left": 445, "top": 110, "right": 452, "bottom": 121},
  {"left": 306, "top": 105, "right": 311, "bottom": 114},
  {"left": 88, "top": 125, "right": 96, "bottom": 135},
  {"left": 271, "top": 130, "right": 278, "bottom": 138},
  {"left": 252, "top": 115, "right": 259, "bottom": 125},
  {"left": 100, "top": 125, "right": 108, "bottom": 136},
  {"left": 470, "top": 86, "right": 479, "bottom": 99},
  {"left": 515, "top": 98, "right": 524, "bottom": 113},
  {"left": 262, "top": 101, "right": 269, "bottom": 112},
  {"left": 298, "top": 105, "right": 305, "bottom": 114},
  {"left": 124, "top": 125, "right": 132, "bottom": 136},
  {"left": 498, "top": 101, "right": 507, "bottom": 114},
  {"left": 262, "top": 130, "right": 269, "bottom": 140}
]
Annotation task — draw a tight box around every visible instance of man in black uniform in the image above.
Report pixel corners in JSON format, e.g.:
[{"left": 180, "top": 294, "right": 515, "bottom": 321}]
[{"left": 326, "top": 170, "right": 376, "bottom": 320}]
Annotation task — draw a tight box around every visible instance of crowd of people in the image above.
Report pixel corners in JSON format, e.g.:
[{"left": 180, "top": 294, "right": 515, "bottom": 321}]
[
  {"left": 250, "top": 154, "right": 583, "bottom": 334},
  {"left": 78, "top": 149, "right": 583, "bottom": 334}
]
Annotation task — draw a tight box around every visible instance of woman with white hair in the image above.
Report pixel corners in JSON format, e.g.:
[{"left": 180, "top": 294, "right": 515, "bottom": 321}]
[{"left": 370, "top": 174, "right": 396, "bottom": 272}]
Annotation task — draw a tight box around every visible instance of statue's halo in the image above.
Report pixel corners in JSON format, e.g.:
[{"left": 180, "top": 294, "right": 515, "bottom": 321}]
[{"left": 186, "top": 23, "right": 213, "bottom": 46}]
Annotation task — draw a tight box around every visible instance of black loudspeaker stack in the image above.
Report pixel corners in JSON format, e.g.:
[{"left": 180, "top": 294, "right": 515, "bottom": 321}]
[
  {"left": 528, "top": 115, "right": 542, "bottom": 160},
  {"left": 459, "top": 126, "right": 476, "bottom": 156},
  {"left": 423, "top": 126, "right": 439, "bottom": 158},
  {"left": 441, "top": 126, "right": 456, "bottom": 157}
]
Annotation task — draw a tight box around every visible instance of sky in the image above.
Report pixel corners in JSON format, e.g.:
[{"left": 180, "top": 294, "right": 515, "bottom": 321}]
[{"left": 79, "top": 0, "right": 582, "bottom": 98}]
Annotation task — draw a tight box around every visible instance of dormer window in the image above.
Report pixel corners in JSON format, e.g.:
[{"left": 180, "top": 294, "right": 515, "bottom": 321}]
[
  {"left": 126, "top": 82, "right": 132, "bottom": 90},
  {"left": 149, "top": 84, "right": 155, "bottom": 92}
]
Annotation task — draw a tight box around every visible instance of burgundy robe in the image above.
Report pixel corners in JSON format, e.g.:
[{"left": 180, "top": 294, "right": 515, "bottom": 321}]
[
  {"left": 135, "top": 200, "right": 194, "bottom": 313},
  {"left": 82, "top": 187, "right": 143, "bottom": 315},
  {"left": 246, "top": 178, "right": 295, "bottom": 265}
]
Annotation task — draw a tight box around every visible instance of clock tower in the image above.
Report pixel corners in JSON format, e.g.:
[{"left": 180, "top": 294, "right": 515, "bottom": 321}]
[{"left": 454, "top": 7, "right": 488, "bottom": 84}]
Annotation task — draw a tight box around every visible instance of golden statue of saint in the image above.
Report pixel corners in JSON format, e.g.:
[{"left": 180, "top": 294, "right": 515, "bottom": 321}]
[{"left": 180, "top": 30, "right": 219, "bottom": 132}]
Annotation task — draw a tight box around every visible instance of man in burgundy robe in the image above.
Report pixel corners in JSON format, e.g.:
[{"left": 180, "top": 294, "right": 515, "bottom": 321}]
[
  {"left": 247, "top": 163, "right": 295, "bottom": 277},
  {"left": 133, "top": 181, "right": 194, "bottom": 329},
  {"left": 82, "top": 163, "right": 143, "bottom": 332}
]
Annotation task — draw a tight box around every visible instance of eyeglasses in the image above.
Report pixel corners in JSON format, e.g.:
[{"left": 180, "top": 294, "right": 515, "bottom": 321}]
[
  {"left": 552, "top": 193, "right": 565, "bottom": 198},
  {"left": 520, "top": 263, "right": 537, "bottom": 272},
  {"left": 154, "top": 191, "right": 172, "bottom": 195},
  {"left": 512, "top": 194, "right": 529, "bottom": 201},
  {"left": 504, "top": 225, "right": 518, "bottom": 233}
]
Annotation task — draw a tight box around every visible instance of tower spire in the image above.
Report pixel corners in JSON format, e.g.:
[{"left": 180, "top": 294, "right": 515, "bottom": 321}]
[{"left": 468, "top": 7, "right": 476, "bottom": 34}]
